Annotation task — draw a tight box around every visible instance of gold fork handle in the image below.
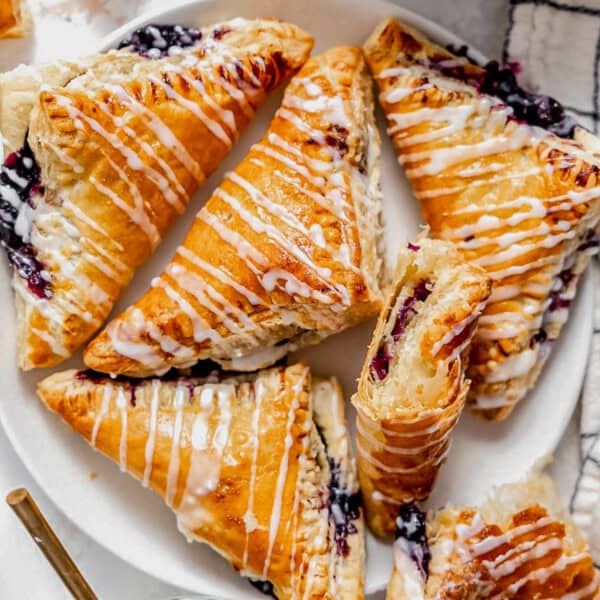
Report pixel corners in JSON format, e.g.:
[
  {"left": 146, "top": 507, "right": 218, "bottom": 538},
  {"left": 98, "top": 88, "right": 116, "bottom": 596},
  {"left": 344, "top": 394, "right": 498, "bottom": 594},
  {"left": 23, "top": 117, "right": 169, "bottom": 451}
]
[{"left": 7, "top": 488, "right": 98, "bottom": 600}]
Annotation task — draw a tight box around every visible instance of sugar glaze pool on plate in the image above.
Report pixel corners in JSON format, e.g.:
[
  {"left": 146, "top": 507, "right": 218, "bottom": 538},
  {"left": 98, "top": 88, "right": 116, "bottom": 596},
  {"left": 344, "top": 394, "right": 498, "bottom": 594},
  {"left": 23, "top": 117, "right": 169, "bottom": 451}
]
[{"left": 0, "top": 0, "right": 593, "bottom": 597}]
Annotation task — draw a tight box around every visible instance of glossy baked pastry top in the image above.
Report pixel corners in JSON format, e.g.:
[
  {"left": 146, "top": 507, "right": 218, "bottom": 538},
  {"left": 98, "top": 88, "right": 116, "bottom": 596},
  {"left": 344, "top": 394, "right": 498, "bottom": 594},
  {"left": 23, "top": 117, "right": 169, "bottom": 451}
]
[
  {"left": 353, "top": 238, "right": 491, "bottom": 538},
  {"left": 38, "top": 364, "right": 365, "bottom": 599},
  {"left": 388, "top": 469, "right": 600, "bottom": 599},
  {"left": 0, "top": 17, "right": 313, "bottom": 370},
  {"left": 83, "top": 45, "right": 384, "bottom": 377},
  {"left": 364, "top": 18, "right": 600, "bottom": 420}
]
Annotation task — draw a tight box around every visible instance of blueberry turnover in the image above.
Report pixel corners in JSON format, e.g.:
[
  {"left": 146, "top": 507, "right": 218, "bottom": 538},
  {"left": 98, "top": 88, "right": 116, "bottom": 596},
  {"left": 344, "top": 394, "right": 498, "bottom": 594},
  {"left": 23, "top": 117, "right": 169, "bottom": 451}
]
[
  {"left": 83, "top": 46, "right": 385, "bottom": 377},
  {"left": 38, "top": 364, "right": 365, "bottom": 599},
  {"left": 352, "top": 238, "right": 491, "bottom": 538},
  {"left": 387, "top": 469, "right": 599, "bottom": 599},
  {"left": 0, "top": 18, "right": 313, "bottom": 369},
  {"left": 364, "top": 18, "right": 600, "bottom": 420}
]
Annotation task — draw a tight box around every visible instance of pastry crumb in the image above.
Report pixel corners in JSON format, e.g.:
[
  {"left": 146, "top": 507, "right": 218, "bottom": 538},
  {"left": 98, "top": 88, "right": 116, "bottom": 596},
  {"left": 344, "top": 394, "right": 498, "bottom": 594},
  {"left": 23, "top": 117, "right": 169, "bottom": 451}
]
[{"left": 89, "top": 472, "right": 97, "bottom": 480}]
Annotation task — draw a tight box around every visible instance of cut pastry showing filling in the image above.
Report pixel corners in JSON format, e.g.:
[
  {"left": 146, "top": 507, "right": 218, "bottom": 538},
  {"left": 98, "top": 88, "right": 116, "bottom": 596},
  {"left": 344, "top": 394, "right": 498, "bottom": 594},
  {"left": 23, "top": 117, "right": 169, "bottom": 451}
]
[
  {"left": 0, "top": 18, "right": 313, "bottom": 370},
  {"left": 37, "top": 364, "right": 365, "bottom": 600},
  {"left": 352, "top": 238, "right": 491, "bottom": 539},
  {"left": 83, "top": 45, "right": 384, "bottom": 377},
  {"left": 387, "top": 469, "right": 600, "bottom": 600},
  {"left": 364, "top": 18, "right": 600, "bottom": 420}
]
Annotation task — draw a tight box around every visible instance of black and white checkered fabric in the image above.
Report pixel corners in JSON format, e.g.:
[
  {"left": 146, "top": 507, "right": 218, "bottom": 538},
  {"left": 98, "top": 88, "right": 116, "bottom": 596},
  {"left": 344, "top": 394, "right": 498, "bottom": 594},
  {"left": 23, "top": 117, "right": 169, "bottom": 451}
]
[{"left": 505, "top": 0, "right": 600, "bottom": 566}]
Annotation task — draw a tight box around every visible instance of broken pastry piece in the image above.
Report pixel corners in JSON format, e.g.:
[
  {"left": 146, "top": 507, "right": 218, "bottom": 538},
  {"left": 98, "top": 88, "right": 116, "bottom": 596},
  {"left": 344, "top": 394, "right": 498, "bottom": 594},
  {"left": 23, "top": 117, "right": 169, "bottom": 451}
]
[
  {"left": 37, "top": 364, "right": 365, "bottom": 599},
  {"left": 0, "top": 0, "right": 29, "bottom": 39},
  {"left": 352, "top": 238, "right": 491, "bottom": 538},
  {"left": 388, "top": 469, "right": 600, "bottom": 599},
  {"left": 364, "top": 18, "right": 600, "bottom": 420},
  {"left": 83, "top": 45, "right": 384, "bottom": 377},
  {"left": 0, "top": 18, "right": 313, "bottom": 369}
]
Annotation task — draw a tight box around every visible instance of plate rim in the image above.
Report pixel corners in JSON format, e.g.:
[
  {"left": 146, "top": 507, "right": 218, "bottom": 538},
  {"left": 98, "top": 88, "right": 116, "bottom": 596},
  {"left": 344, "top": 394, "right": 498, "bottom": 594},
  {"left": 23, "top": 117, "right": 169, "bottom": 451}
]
[{"left": 0, "top": 0, "right": 592, "bottom": 596}]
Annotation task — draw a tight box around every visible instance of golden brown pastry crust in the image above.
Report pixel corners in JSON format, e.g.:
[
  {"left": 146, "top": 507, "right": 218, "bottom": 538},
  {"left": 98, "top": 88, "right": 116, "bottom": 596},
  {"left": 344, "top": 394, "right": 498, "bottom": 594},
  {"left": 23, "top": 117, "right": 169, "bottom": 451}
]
[
  {"left": 0, "top": 0, "right": 29, "bottom": 39},
  {"left": 1, "top": 18, "right": 313, "bottom": 370},
  {"left": 38, "top": 364, "right": 365, "bottom": 599},
  {"left": 364, "top": 18, "right": 600, "bottom": 420},
  {"left": 353, "top": 238, "right": 491, "bottom": 538},
  {"left": 83, "top": 45, "right": 384, "bottom": 377},
  {"left": 388, "top": 470, "right": 600, "bottom": 599}
]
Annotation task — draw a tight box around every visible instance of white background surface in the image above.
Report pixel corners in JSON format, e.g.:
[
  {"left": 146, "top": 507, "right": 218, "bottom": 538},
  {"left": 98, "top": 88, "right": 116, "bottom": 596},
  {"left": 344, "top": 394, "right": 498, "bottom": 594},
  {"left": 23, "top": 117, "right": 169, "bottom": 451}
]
[{"left": 0, "top": 1, "right": 585, "bottom": 599}]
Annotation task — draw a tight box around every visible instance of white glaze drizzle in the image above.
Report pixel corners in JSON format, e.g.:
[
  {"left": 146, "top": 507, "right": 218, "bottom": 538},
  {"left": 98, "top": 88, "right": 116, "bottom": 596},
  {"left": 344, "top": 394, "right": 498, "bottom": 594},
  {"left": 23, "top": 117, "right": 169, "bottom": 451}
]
[
  {"left": 142, "top": 380, "right": 160, "bottom": 487},
  {"left": 242, "top": 379, "right": 265, "bottom": 567},
  {"left": 165, "top": 385, "right": 187, "bottom": 506},
  {"left": 262, "top": 371, "right": 306, "bottom": 579},
  {"left": 91, "top": 384, "right": 113, "bottom": 447},
  {"left": 116, "top": 388, "right": 128, "bottom": 471}
]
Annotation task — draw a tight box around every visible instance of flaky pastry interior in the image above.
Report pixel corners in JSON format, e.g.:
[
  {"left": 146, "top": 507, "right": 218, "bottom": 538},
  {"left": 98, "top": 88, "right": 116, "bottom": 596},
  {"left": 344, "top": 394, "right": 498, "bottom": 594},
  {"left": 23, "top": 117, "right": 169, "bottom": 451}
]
[
  {"left": 364, "top": 18, "right": 600, "bottom": 420},
  {"left": 352, "top": 238, "right": 491, "bottom": 538}
]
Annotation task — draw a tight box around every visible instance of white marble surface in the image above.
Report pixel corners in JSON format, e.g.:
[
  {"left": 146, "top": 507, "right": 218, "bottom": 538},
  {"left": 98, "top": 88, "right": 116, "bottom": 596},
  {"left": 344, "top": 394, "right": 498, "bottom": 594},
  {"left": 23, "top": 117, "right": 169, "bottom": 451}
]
[{"left": 0, "top": 1, "right": 582, "bottom": 598}]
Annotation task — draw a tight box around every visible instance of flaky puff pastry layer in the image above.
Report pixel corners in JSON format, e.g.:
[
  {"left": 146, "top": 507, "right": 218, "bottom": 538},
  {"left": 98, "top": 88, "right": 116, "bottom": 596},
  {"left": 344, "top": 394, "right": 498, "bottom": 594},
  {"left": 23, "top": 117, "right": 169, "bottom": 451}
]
[
  {"left": 38, "top": 364, "right": 365, "bottom": 600},
  {"left": 388, "top": 469, "right": 600, "bottom": 599},
  {"left": 1, "top": 18, "right": 313, "bottom": 370},
  {"left": 352, "top": 238, "right": 491, "bottom": 539},
  {"left": 84, "top": 45, "right": 384, "bottom": 377},
  {"left": 364, "top": 18, "right": 600, "bottom": 420}
]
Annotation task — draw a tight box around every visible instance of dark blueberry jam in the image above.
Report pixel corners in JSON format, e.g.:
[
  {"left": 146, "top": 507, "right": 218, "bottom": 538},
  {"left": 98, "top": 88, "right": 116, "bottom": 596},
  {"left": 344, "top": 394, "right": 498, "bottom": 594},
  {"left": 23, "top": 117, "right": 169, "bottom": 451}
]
[
  {"left": 211, "top": 25, "right": 231, "bottom": 41},
  {"left": 325, "top": 125, "right": 350, "bottom": 158},
  {"left": 395, "top": 503, "right": 430, "bottom": 580},
  {"left": 118, "top": 24, "right": 202, "bottom": 58},
  {"left": 248, "top": 579, "right": 277, "bottom": 598},
  {"left": 0, "top": 143, "right": 51, "bottom": 299},
  {"left": 370, "top": 279, "right": 433, "bottom": 381},
  {"left": 327, "top": 459, "right": 361, "bottom": 557},
  {"left": 530, "top": 328, "right": 547, "bottom": 348},
  {"left": 426, "top": 49, "right": 577, "bottom": 138},
  {"left": 577, "top": 230, "right": 600, "bottom": 253},
  {"left": 76, "top": 360, "right": 222, "bottom": 394},
  {"left": 478, "top": 61, "right": 576, "bottom": 138}
]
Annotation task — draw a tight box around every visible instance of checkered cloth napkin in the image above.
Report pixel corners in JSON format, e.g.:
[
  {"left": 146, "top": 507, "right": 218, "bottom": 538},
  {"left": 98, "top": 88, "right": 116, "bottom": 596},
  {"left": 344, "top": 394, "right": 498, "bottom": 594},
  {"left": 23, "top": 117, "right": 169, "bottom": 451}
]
[{"left": 505, "top": 0, "right": 600, "bottom": 566}]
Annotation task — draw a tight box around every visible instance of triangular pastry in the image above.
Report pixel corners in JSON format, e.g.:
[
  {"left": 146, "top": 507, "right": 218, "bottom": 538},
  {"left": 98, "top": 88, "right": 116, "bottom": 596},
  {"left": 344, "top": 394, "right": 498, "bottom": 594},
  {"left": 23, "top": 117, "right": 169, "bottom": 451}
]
[
  {"left": 364, "top": 18, "right": 600, "bottom": 420},
  {"left": 37, "top": 364, "right": 365, "bottom": 599},
  {"left": 352, "top": 238, "right": 491, "bottom": 538},
  {"left": 388, "top": 470, "right": 600, "bottom": 599},
  {"left": 0, "top": 18, "right": 313, "bottom": 370},
  {"left": 83, "top": 46, "right": 384, "bottom": 377}
]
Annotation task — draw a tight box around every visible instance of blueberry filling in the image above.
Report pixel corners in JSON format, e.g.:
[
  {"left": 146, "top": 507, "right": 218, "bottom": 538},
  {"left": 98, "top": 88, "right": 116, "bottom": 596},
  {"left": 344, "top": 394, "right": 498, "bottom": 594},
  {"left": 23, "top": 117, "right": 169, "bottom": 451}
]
[
  {"left": 577, "top": 230, "right": 600, "bottom": 253},
  {"left": 117, "top": 24, "right": 202, "bottom": 58},
  {"left": 327, "top": 458, "right": 361, "bottom": 557},
  {"left": 530, "top": 328, "right": 547, "bottom": 348},
  {"left": 529, "top": 230, "right": 599, "bottom": 349},
  {"left": 324, "top": 125, "right": 350, "bottom": 158},
  {"left": 394, "top": 503, "right": 430, "bottom": 580},
  {"left": 211, "top": 25, "right": 231, "bottom": 41},
  {"left": 0, "top": 143, "right": 51, "bottom": 299},
  {"left": 370, "top": 279, "right": 433, "bottom": 381},
  {"left": 248, "top": 579, "right": 277, "bottom": 598},
  {"left": 478, "top": 61, "right": 576, "bottom": 137},
  {"left": 423, "top": 50, "right": 577, "bottom": 137},
  {"left": 76, "top": 360, "right": 222, "bottom": 405}
]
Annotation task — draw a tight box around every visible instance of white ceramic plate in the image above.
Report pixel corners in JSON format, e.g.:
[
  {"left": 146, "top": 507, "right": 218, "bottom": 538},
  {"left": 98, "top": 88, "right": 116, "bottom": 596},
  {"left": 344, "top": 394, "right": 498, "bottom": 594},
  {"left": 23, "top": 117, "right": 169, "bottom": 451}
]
[{"left": 0, "top": 0, "right": 594, "bottom": 597}]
